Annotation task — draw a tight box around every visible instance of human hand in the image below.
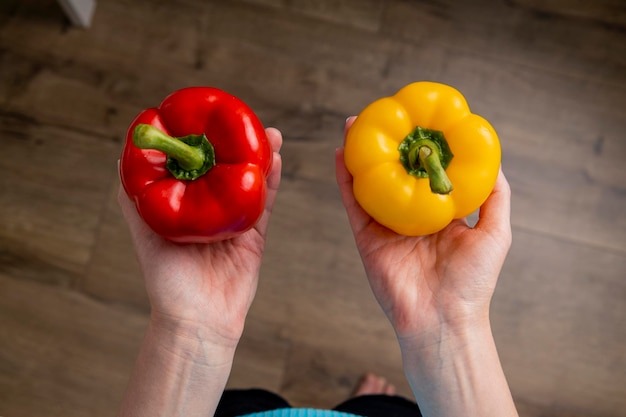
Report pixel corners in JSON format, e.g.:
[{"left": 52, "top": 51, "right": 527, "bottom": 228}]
[
  {"left": 337, "top": 117, "right": 518, "bottom": 417},
  {"left": 118, "top": 127, "right": 282, "bottom": 346},
  {"left": 336, "top": 117, "right": 511, "bottom": 342}
]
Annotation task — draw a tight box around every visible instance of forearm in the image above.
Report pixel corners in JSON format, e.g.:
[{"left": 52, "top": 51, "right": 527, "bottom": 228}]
[
  {"left": 118, "top": 318, "right": 237, "bottom": 417},
  {"left": 400, "top": 319, "right": 518, "bottom": 417}
]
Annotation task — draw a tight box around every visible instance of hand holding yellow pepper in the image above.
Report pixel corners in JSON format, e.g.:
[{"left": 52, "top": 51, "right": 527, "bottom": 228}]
[{"left": 344, "top": 81, "right": 501, "bottom": 236}]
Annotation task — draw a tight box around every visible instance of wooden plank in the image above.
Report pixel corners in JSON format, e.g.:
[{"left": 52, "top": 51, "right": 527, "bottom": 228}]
[
  {"left": 493, "top": 229, "right": 626, "bottom": 417},
  {"left": 227, "top": 317, "right": 291, "bottom": 392},
  {"left": 505, "top": 149, "right": 626, "bottom": 251},
  {"left": 279, "top": 341, "right": 413, "bottom": 409},
  {"left": 239, "top": 0, "right": 287, "bottom": 9},
  {"left": 381, "top": 0, "right": 626, "bottom": 85},
  {"left": 238, "top": 0, "right": 385, "bottom": 32},
  {"left": 202, "top": 1, "right": 394, "bottom": 85},
  {"left": 252, "top": 179, "right": 387, "bottom": 338},
  {"left": 81, "top": 182, "right": 148, "bottom": 311},
  {"left": 510, "top": 0, "right": 626, "bottom": 28},
  {"left": 0, "top": 108, "right": 118, "bottom": 277},
  {"left": 1, "top": 0, "right": 382, "bottom": 121},
  {"left": 285, "top": 0, "right": 384, "bottom": 32},
  {"left": 516, "top": 399, "right": 594, "bottom": 417},
  {"left": 0, "top": 273, "right": 147, "bottom": 416},
  {"left": 0, "top": 47, "right": 143, "bottom": 153},
  {"left": 0, "top": 0, "right": 210, "bottom": 110}
]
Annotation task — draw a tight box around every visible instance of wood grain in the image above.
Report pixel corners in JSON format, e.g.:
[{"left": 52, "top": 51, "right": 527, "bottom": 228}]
[
  {"left": 0, "top": 0, "right": 624, "bottom": 416},
  {"left": 0, "top": 273, "right": 146, "bottom": 417}
]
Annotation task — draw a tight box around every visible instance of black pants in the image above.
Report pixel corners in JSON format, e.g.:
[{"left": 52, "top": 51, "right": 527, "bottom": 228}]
[{"left": 215, "top": 389, "right": 422, "bottom": 417}]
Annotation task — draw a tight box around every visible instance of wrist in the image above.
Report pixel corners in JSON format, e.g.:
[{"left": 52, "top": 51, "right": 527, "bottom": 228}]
[
  {"left": 397, "top": 308, "right": 493, "bottom": 363},
  {"left": 148, "top": 312, "right": 241, "bottom": 363},
  {"left": 399, "top": 318, "right": 517, "bottom": 417},
  {"left": 118, "top": 314, "right": 239, "bottom": 417},
  {"left": 391, "top": 297, "right": 492, "bottom": 346}
]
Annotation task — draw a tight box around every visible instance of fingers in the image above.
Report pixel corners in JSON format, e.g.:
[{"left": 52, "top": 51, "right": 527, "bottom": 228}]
[
  {"left": 344, "top": 116, "right": 357, "bottom": 138},
  {"left": 265, "top": 126, "right": 283, "bottom": 154},
  {"left": 117, "top": 184, "right": 162, "bottom": 254},
  {"left": 474, "top": 169, "right": 512, "bottom": 245},
  {"left": 254, "top": 127, "right": 283, "bottom": 238},
  {"left": 117, "top": 183, "right": 141, "bottom": 233},
  {"left": 265, "top": 127, "right": 283, "bottom": 194},
  {"left": 335, "top": 118, "right": 372, "bottom": 235}
]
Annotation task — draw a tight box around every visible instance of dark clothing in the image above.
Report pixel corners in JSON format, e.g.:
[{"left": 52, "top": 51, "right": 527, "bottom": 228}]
[{"left": 215, "top": 388, "right": 422, "bottom": 417}]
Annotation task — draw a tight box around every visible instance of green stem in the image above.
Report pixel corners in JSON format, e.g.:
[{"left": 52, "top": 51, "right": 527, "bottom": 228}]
[
  {"left": 133, "top": 124, "right": 203, "bottom": 170},
  {"left": 398, "top": 126, "right": 454, "bottom": 195},
  {"left": 414, "top": 141, "right": 453, "bottom": 194},
  {"left": 133, "top": 124, "right": 215, "bottom": 181}
]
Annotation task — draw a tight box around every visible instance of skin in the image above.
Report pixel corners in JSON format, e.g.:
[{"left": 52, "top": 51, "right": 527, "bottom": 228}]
[
  {"left": 117, "top": 127, "right": 283, "bottom": 417},
  {"left": 117, "top": 119, "right": 519, "bottom": 417},
  {"left": 336, "top": 117, "right": 518, "bottom": 417}
]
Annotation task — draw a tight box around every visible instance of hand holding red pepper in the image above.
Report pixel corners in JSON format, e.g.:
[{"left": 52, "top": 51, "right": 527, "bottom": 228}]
[
  {"left": 120, "top": 87, "right": 273, "bottom": 243},
  {"left": 116, "top": 126, "right": 282, "bottom": 416}
]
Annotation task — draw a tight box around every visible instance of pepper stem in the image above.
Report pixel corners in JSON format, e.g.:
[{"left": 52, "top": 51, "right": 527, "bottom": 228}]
[
  {"left": 415, "top": 142, "right": 453, "bottom": 194},
  {"left": 133, "top": 124, "right": 216, "bottom": 181},
  {"left": 398, "top": 126, "right": 454, "bottom": 195}
]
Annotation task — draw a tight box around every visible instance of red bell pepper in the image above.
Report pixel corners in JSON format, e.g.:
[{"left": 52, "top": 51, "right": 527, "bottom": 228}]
[{"left": 120, "top": 87, "right": 272, "bottom": 243}]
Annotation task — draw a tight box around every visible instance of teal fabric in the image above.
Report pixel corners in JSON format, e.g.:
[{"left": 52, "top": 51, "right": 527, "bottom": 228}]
[{"left": 240, "top": 408, "right": 361, "bottom": 417}]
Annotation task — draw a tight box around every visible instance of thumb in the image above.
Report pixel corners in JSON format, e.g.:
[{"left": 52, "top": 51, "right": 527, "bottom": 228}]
[
  {"left": 117, "top": 185, "right": 156, "bottom": 242},
  {"left": 474, "top": 170, "right": 512, "bottom": 247}
]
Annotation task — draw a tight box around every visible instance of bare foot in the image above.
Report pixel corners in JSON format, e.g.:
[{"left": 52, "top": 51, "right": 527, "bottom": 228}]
[{"left": 352, "top": 372, "right": 396, "bottom": 396}]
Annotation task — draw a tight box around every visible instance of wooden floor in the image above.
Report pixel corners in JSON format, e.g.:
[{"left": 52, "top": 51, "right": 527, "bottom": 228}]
[{"left": 1, "top": 0, "right": 625, "bottom": 415}]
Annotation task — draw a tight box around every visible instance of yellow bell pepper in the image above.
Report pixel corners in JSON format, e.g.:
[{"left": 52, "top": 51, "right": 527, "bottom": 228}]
[{"left": 344, "top": 81, "right": 501, "bottom": 236}]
